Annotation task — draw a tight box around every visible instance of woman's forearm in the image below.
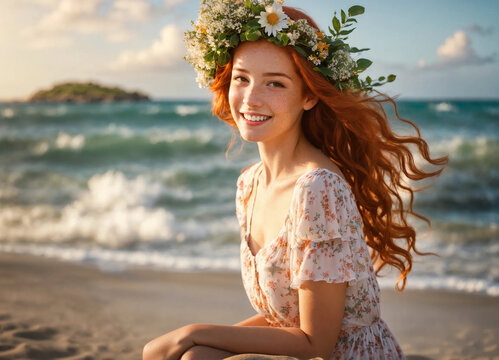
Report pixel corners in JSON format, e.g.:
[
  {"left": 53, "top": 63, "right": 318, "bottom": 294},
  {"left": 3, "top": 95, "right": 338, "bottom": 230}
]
[
  {"left": 189, "top": 324, "right": 317, "bottom": 359},
  {"left": 233, "top": 314, "right": 269, "bottom": 326}
]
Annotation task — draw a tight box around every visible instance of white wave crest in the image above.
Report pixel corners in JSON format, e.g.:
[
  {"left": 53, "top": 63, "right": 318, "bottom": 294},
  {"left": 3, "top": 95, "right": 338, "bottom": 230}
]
[
  {"left": 0, "top": 171, "right": 183, "bottom": 248},
  {"left": 149, "top": 127, "right": 214, "bottom": 144},
  {"left": 432, "top": 102, "right": 456, "bottom": 112},
  {"left": 175, "top": 105, "right": 200, "bottom": 116},
  {"left": 431, "top": 135, "right": 490, "bottom": 158},
  {"left": 1, "top": 108, "right": 15, "bottom": 118},
  {"left": 104, "top": 124, "right": 135, "bottom": 138},
  {"left": 55, "top": 131, "right": 86, "bottom": 150}
]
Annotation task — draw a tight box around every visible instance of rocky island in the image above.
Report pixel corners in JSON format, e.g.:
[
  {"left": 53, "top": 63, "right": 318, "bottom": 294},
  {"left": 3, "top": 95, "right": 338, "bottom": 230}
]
[{"left": 27, "top": 81, "right": 150, "bottom": 103}]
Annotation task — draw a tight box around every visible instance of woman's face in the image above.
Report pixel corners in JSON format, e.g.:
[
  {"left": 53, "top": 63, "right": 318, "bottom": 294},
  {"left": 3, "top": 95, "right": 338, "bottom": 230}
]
[{"left": 228, "top": 40, "right": 317, "bottom": 144}]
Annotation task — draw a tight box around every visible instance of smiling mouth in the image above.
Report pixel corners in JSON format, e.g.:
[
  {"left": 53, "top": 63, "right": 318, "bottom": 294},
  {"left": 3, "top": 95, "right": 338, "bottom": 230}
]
[{"left": 241, "top": 113, "right": 272, "bottom": 122}]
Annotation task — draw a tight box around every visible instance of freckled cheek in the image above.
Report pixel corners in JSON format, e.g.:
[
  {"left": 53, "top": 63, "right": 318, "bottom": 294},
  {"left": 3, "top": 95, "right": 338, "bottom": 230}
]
[{"left": 267, "top": 94, "right": 289, "bottom": 118}]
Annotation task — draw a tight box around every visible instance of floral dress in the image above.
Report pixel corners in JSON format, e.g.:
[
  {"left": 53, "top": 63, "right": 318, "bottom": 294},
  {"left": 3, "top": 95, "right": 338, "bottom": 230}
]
[{"left": 235, "top": 162, "right": 405, "bottom": 360}]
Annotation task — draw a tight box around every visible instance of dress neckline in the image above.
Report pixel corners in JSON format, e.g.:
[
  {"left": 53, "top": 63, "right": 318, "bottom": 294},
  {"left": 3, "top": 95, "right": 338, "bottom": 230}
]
[{"left": 244, "top": 162, "right": 348, "bottom": 260}]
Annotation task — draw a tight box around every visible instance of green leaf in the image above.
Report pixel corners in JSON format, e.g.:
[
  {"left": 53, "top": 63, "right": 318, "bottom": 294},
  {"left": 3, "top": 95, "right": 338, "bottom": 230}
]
[
  {"left": 229, "top": 33, "right": 239, "bottom": 47},
  {"left": 366, "top": 76, "right": 372, "bottom": 84},
  {"left": 245, "top": 30, "right": 261, "bottom": 41},
  {"left": 240, "top": 33, "right": 247, "bottom": 41},
  {"left": 245, "top": 0, "right": 252, "bottom": 9},
  {"left": 204, "top": 51, "right": 215, "bottom": 62},
  {"left": 293, "top": 46, "right": 307, "bottom": 57},
  {"left": 331, "top": 39, "right": 345, "bottom": 47},
  {"left": 349, "top": 47, "right": 370, "bottom": 53},
  {"left": 328, "top": 26, "right": 336, "bottom": 36},
  {"left": 352, "top": 76, "right": 361, "bottom": 89},
  {"left": 247, "top": 18, "right": 261, "bottom": 27},
  {"left": 332, "top": 16, "right": 341, "bottom": 33},
  {"left": 378, "top": 76, "right": 386, "bottom": 81},
  {"left": 346, "top": 18, "right": 357, "bottom": 23},
  {"left": 387, "top": 74, "right": 396, "bottom": 82},
  {"left": 348, "top": 5, "right": 365, "bottom": 17},
  {"left": 279, "top": 33, "right": 289, "bottom": 46},
  {"left": 356, "top": 58, "right": 373, "bottom": 71},
  {"left": 341, "top": 9, "right": 346, "bottom": 24},
  {"left": 296, "top": 39, "right": 311, "bottom": 47},
  {"left": 269, "top": 37, "right": 281, "bottom": 46},
  {"left": 217, "top": 51, "right": 230, "bottom": 66},
  {"left": 339, "top": 28, "right": 355, "bottom": 35},
  {"left": 251, "top": 4, "right": 265, "bottom": 13},
  {"left": 318, "top": 67, "right": 334, "bottom": 78}
]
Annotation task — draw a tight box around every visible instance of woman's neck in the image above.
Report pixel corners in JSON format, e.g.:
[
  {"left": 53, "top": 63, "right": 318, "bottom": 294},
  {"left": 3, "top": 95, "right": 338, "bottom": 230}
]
[{"left": 257, "top": 133, "right": 320, "bottom": 187}]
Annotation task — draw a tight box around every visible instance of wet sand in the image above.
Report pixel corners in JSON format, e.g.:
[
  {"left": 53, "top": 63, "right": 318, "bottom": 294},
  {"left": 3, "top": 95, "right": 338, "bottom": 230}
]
[{"left": 0, "top": 253, "right": 497, "bottom": 360}]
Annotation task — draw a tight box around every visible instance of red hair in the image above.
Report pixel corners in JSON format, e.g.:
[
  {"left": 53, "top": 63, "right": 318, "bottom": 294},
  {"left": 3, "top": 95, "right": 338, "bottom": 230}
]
[{"left": 210, "top": 7, "right": 448, "bottom": 291}]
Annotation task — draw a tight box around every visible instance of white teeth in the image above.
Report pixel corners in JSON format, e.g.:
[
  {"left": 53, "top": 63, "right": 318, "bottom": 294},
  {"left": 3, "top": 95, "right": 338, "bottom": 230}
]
[{"left": 243, "top": 114, "right": 271, "bottom": 122}]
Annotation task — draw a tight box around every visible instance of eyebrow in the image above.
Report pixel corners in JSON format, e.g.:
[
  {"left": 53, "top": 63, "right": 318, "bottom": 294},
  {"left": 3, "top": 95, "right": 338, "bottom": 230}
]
[{"left": 233, "top": 67, "right": 293, "bottom": 81}]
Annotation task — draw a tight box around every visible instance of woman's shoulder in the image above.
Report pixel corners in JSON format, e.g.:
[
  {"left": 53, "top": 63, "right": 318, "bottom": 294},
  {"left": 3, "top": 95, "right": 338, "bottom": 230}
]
[
  {"left": 291, "top": 166, "right": 360, "bottom": 217},
  {"left": 294, "top": 166, "right": 351, "bottom": 195}
]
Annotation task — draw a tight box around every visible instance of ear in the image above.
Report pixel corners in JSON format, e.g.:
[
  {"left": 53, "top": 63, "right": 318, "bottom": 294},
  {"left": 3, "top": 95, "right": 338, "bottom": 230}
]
[{"left": 303, "top": 93, "right": 319, "bottom": 111}]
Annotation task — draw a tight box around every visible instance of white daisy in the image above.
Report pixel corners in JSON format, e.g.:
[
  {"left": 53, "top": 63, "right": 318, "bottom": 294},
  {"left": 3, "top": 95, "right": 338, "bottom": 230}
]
[{"left": 256, "top": 3, "right": 289, "bottom": 37}]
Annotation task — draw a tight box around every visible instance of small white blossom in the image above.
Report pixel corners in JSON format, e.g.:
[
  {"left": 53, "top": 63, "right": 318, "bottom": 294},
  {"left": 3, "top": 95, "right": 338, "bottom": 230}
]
[
  {"left": 286, "top": 30, "right": 300, "bottom": 45},
  {"left": 327, "top": 50, "right": 356, "bottom": 81}
]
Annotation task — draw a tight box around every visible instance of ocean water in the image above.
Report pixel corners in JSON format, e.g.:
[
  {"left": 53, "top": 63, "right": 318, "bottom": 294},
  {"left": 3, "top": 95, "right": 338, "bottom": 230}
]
[{"left": 0, "top": 99, "right": 497, "bottom": 296}]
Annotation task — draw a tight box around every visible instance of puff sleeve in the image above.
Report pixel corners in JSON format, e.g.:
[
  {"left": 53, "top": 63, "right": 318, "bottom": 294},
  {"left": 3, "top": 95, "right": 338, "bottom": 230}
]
[{"left": 288, "top": 170, "right": 372, "bottom": 289}]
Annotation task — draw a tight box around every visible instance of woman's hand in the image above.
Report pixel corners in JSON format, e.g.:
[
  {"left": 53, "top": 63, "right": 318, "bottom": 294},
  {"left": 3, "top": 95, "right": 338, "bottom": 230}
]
[{"left": 143, "top": 324, "right": 195, "bottom": 360}]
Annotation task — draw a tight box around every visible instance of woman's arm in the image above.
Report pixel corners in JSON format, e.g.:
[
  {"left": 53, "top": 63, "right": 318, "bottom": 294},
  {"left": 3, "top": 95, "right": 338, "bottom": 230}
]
[
  {"left": 233, "top": 314, "right": 269, "bottom": 326},
  {"left": 188, "top": 280, "right": 346, "bottom": 360}
]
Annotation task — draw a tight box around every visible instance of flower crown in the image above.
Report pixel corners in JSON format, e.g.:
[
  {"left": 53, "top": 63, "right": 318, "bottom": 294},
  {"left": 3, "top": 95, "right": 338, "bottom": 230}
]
[{"left": 184, "top": 0, "right": 396, "bottom": 92}]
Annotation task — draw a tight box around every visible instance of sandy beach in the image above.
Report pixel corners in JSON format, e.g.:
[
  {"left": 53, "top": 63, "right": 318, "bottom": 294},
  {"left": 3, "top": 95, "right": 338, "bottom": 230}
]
[{"left": 0, "top": 253, "right": 497, "bottom": 360}]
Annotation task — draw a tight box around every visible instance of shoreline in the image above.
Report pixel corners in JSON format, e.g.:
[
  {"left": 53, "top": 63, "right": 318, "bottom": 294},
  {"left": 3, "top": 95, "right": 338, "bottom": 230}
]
[
  {"left": 1, "top": 253, "right": 498, "bottom": 359},
  {"left": 1, "top": 244, "right": 497, "bottom": 298}
]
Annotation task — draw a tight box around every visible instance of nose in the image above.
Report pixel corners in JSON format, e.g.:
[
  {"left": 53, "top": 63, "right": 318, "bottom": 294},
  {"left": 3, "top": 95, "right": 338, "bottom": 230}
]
[{"left": 242, "top": 82, "right": 263, "bottom": 108}]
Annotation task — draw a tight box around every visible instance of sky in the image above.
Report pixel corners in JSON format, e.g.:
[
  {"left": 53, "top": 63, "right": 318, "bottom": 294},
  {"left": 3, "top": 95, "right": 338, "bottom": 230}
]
[{"left": 0, "top": 0, "right": 498, "bottom": 101}]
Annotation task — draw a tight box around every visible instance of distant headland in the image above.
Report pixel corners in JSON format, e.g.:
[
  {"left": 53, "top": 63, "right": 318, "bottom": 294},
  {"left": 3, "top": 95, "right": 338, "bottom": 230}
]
[{"left": 27, "top": 81, "right": 150, "bottom": 103}]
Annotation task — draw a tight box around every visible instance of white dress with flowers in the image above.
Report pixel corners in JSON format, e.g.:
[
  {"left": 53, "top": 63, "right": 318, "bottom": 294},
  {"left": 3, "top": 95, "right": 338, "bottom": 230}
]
[{"left": 236, "top": 162, "right": 405, "bottom": 360}]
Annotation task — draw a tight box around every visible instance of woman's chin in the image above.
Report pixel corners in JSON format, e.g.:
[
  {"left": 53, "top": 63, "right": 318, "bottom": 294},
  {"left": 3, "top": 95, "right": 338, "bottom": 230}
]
[
  {"left": 240, "top": 134, "right": 262, "bottom": 143},
  {"left": 237, "top": 129, "right": 266, "bottom": 143}
]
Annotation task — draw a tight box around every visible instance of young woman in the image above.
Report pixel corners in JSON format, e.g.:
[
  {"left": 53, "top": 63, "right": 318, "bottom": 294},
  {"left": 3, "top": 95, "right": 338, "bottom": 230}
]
[{"left": 143, "top": 2, "right": 447, "bottom": 359}]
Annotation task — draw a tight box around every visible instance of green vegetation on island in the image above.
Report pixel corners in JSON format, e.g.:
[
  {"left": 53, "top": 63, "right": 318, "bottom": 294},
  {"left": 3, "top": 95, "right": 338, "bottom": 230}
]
[{"left": 28, "top": 81, "right": 150, "bottom": 103}]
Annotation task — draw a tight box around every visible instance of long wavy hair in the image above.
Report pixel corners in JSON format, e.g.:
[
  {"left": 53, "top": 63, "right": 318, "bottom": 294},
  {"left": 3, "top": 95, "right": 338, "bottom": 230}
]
[{"left": 209, "top": 6, "right": 448, "bottom": 291}]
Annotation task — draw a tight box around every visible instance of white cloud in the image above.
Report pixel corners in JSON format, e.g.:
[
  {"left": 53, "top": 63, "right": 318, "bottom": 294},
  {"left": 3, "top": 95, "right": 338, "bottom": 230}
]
[
  {"left": 437, "top": 30, "right": 473, "bottom": 60},
  {"left": 22, "top": 0, "right": 153, "bottom": 48},
  {"left": 417, "top": 29, "right": 496, "bottom": 71},
  {"left": 109, "top": 24, "right": 185, "bottom": 72},
  {"left": 109, "top": 0, "right": 153, "bottom": 23}
]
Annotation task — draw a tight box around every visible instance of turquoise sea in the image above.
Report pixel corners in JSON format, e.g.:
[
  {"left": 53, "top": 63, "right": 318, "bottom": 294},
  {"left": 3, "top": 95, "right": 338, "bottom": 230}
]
[{"left": 0, "top": 99, "right": 497, "bottom": 296}]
